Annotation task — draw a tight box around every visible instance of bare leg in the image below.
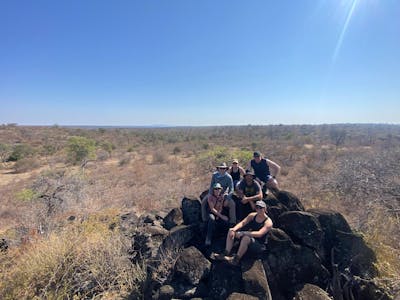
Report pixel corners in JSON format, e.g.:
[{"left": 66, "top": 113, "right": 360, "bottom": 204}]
[
  {"left": 225, "top": 230, "right": 236, "bottom": 254},
  {"left": 225, "top": 197, "right": 236, "bottom": 224},
  {"left": 236, "top": 235, "right": 252, "bottom": 260},
  {"left": 267, "top": 178, "right": 279, "bottom": 191}
]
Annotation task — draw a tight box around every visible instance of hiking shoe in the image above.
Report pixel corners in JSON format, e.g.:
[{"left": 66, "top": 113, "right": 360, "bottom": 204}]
[
  {"left": 226, "top": 255, "right": 240, "bottom": 266},
  {"left": 210, "top": 252, "right": 229, "bottom": 261}
]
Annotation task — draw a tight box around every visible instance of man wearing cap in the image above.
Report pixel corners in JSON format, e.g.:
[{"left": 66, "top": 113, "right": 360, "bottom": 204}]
[
  {"left": 211, "top": 200, "right": 273, "bottom": 266},
  {"left": 248, "top": 151, "right": 280, "bottom": 193},
  {"left": 235, "top": 170, "right": 263, "bottom": 221},
  {"left": 201, "top": 162, "right": 236, "bottom": 225}
]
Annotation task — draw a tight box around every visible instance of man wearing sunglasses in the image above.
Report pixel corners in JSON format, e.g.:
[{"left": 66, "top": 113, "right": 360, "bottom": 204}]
[
  {"left": 211, "top": 200, "right": 272, "bottom": 266},
  {"left": 201, "top": 162, "right": 236, "bottom": 225}
]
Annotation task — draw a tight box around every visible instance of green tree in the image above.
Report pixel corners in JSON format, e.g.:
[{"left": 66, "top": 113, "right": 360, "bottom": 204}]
[{"left": 67, "top": 136, "right": 96, "bottom": 165}]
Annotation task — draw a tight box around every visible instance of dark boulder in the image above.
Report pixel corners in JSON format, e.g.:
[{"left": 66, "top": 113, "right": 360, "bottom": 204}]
[
  {"left": 352, "top": 276, "right": 392, "bottom": 300},
  {"left": 181, "top": 197, "right": 202, "bottom": 225},
  {"left": 277, "top": 211, "right": 324, "bottom": 254},
  {"left": 307, "top": 208, "right": 355, "bottom": 268},
  {"left": 129, "top": 225, "right": 169, "bottom": 263},
  {"left": 263, "top": 228, "right": 330, "bottom": 297},
  {"left": 161, "top": 225, "right": 195, "bottom": 253},
  {"left": 275, "top": 190, "right": 305, "bottom": 211},
  {"left": 209, "top": 262, "right": 244, "bottom": 299},
  {"left": 241, "top": 259, "right": 272, "bottom": 300},
  {"left": 293, "top": 283, "right": 331, "bottom": 300},
  {"left": 173, "top": 246, "right": 211, "bottom": 286},
  {"left": 163, "top": 208, "right": 183, "bottom": 230},
  {"left": 334, "top": 230, "right": 378, "bottom": 278}
]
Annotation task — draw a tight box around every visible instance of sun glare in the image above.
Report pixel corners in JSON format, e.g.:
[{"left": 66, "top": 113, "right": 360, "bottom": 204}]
[{"left": 332, "top": 0, "right": 360, "bottom": 63}]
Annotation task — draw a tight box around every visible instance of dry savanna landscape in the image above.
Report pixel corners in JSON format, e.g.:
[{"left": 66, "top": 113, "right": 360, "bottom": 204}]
[{"left": 0, "top": 124, "right": 399, "bottom": 299}]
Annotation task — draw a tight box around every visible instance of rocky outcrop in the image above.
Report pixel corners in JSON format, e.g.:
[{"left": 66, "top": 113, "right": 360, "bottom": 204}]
[
  {"left": 125, "top": 190, "right": 392, "bottom": 300},
  {"left": 293, "top": 284, "right": 331, "bottom": 300}
]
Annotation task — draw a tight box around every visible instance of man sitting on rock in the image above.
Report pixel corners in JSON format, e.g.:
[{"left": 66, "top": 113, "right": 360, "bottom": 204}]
[
  {"left": 248, "top": 151, "right": 280, "bottom": 194},
  {"left": 234, "top": 170, "right": 263, "bottom": 221},
  {"left": 205, "top": 183, "right": 230, "bottom": 246},
  {"left": 212, "top": 200, "right": 273, "bottom": 266},
  {"left": 201, "top": 162, "right": 236, "bottom": 225}
]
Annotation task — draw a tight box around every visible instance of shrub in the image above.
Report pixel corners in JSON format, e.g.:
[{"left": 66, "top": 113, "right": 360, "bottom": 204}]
[
  {"left": 172, "top": 146, "right": 181, "bottom": 154},
  {"left": 8, "top": 144, "right": 35, "bottom": 161},
  {"left": 13, "top": 157, "right": 41, "bottom": 173},
  {"left": 15, "top": 188, "right": 38, "bottom": 202},
  {"left": 0, "top": 215, "right": 145, "bottom": 299},
  {"left": 0, "top": 143, "right": 11, "bottom": 163},
  {"left": 66, "top": 136, "right": 96, "bottom": 165}
]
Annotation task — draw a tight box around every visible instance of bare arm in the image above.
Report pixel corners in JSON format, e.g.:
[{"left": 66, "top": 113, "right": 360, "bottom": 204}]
[
  {"left": 266, "top": 159, "right": 281, "bottom": 177},
  {"left": 230, "top": 213, "right": 254, "bottom": 232},
  {"left": 207, "top": 196, "right": 227, "bottom": 220},
  {"left": 243, "top": 217, "right": 273, "bottom": 238},
  {"left": 239, "top": 166, "right": 246, "bottom": 176}
]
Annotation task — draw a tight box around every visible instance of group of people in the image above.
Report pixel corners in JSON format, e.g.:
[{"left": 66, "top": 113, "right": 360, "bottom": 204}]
[{"left": 201, "top": 151, "right": 281, "bottom": 266}]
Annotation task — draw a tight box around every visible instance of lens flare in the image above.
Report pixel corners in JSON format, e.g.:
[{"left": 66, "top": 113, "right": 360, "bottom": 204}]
[{"left": 332, "top": 0, "right": 360, "bottom": 63}]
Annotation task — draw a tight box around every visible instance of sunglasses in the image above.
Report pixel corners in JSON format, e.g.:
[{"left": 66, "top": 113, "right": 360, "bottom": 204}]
[{"left": 255, "top": 205, "right": 264, "bottom": 209}]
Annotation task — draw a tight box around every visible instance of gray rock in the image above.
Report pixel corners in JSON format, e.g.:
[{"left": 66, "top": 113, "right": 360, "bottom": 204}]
[
  {"left": 293, "top": 284, "right": 331, "bottom": 300},
  {"left": 209, "top": 262, "right": 244, "bottom": 299},
  {"left": 241, "top": 259, "right": 272, "bottom": 300},
  {"left": 158, "top": 285, "right": 174, "bottom": 300},
  {"left": 164, "top": 208, "right": 183, "bottom": 230},
  {"left": 275, "top": 190, "right": 305, "bottom": 211},
  {"left": 227, "top": 292, "right": 258, "bottom": 300},
  {"left": 181, "top": 197, "right": 202, "bottom": 225},
  {"left": 162, "top": 225, "right": 195, "bottom": 253},
  {"left": 334, "top": 230, "right": 378, "bottom": 278},
  {"left": 263, "top": 228, "right": 330, "bottom": 297},
  {"left": 173, "top": 246, "right": 211, "bottom": 286},
  {"left": 277, "top": 211, "right": 324, "bottom": 254}
]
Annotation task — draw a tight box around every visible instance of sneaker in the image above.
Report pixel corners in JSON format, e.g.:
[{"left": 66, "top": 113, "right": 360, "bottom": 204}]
[
  {"left": 210, "top": 252, "right": 229, "bottom": 261},
  {"left": 226, "top": 255, "right": 240, "bottom": 266}
]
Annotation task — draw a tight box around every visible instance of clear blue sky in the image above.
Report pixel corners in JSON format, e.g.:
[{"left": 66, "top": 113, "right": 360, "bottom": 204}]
[{"left": 1, "top": 0, "right": 399, "bottom": 126}]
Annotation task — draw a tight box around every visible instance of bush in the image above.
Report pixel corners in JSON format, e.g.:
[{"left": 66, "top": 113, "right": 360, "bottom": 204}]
[
  {"left": 173, "top": 146, "right": 181, "bottom": 154},
  {"left": 66, "top": 136, "right": 96, "bottom": 165},
  {"left": 15, "top": 188, "right": 38, "bottom": 201},
  {"left": 8, "top": 144, "right": 35, "bottom": 161},
  {"left": 14, "top": 157, "right": 41, "bottom": 173},
  {"left": 0, "top": 215, "right": 145, "bottom": 299}
]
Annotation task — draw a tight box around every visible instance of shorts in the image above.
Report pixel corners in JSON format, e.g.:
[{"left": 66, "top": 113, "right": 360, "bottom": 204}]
[{"left": 247, "top": 238, "right": 266, "bottom": 255}]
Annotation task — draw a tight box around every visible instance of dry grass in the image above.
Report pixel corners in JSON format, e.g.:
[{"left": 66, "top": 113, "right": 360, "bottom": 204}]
[
  {"left": 0, "top": 124, "right": 399, "bottom": 296},
  {"left": 0, "top": 211, "right": 145, "bottom": 299}
]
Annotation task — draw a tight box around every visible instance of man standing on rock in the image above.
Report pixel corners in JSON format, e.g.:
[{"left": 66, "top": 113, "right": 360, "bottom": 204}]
[
  {"left": 248, "top": 151, "right": 280, "bottom": 194},
  {"left": 201, "top": 162, "right": 236, "bottom": 225}
]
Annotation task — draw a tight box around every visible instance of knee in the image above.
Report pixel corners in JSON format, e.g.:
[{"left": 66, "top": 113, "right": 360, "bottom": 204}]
[
  {"left": 208, "top": 214, "right": 216, "bottom": 221},
  {"left": 241, "top": 235, "right": 252, "bottom": 244}
]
